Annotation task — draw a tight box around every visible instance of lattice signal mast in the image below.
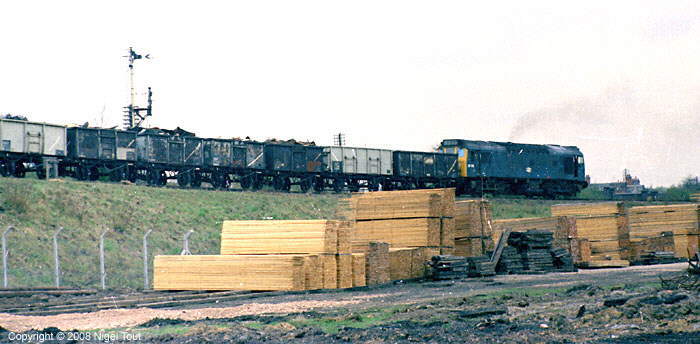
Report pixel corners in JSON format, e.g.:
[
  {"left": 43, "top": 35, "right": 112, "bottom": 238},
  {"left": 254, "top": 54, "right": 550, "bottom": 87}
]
[
  {"left": 333, "top": 133, "right": 345, "bottom": 146},
  {"left": 123, "top": 47, "right": 152, "bottom": 130}
]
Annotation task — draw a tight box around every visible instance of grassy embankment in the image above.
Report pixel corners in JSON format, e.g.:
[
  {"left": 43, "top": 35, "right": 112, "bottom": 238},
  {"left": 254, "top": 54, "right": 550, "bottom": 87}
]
[{"left": 0, "top": 178, "right": 340, "bottom": 289}]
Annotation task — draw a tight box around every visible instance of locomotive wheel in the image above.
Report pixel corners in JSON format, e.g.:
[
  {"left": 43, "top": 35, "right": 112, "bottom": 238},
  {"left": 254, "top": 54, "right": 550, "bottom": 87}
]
[
  {"left": 313, "top": 177, "right": 325, "bottom": 193},
  {"left": 240, "top": 175, "right": 253, "bottom": 190},
  {"left": 332, "top": 177, "right": 345, "bottom": 193},
  {"left": 177, "top": 172, "right": 191, "bottom": 188},
  {"left": 88, "top": 166, "right": 100, "bottom": 181},
  {"left": 299, "top": 178, "right": 313, "bottom": 193}
]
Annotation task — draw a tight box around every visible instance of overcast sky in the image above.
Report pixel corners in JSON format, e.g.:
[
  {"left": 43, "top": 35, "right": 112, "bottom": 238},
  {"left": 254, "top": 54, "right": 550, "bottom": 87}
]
[{"left": 1, "top": 1, "right": 698, "bottom": 186}]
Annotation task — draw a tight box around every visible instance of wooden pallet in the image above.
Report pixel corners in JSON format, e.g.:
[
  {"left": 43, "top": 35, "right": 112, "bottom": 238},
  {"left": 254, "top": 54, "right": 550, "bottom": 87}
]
[
  {"left": 551, "top": 202, "right": 623, "bottom": 217},
  {"left": 153, "top": 255, "right": 306, "bottom": 291},
  {"left": 221, "top": 220, "right": 348, "bottom": 255},
  {"left": 352, "top": 218, "right": 442, "bottom": 251}
]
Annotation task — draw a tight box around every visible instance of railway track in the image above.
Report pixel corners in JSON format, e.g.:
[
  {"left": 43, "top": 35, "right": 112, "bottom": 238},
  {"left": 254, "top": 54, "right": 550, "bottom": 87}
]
[{"left": 0, "top": 288, "right": 288, "bottom": 316}]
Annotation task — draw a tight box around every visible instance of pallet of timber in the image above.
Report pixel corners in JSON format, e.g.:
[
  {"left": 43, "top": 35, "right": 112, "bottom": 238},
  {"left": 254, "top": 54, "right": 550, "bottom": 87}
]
[
  {"left": 341, "top": 189, "right": 455, "bottom": 221},
  {"left": 365, "top": 242, "right": 390, "bottom": 285},
  {"left": 579, "top": 260, "right": 630, "bottom": 268},
  {"left": 628, "top": 204, "right": 699, "bottom": 240},
  {"left": 454, "top": 237, "right": 489, "bottom": 257},
  {"left": 153, "top": 255, "right": 305, "bottom": 291},
  {"left": 389, "top": 248, "right": 415, "bottom": 280},
  {"left": 304, "top": 255, "right": 323, "bottom": 290},
  {"left": 221, "top": 220, "right": 346, "bottom": 255},
  {"left": 574, "top": 216, "right": 628, "bottom": 241},
  {"left": 351, "top": 254, "right": 366, "bottom": 287},
  {"left": 352, "top": 218, "right": 441, "bottom": 252},
  {"left": 336, "top": 254, "right": 353, "bottom": 289},
  {"left": 551, "top": 202, "right": 623, "bottom": 217},
  {"left": 321, "top": 254, "right": 337, "bottom": 289},
  {"left": 454, "top": 200, "right": 492, "bottom": 239}
]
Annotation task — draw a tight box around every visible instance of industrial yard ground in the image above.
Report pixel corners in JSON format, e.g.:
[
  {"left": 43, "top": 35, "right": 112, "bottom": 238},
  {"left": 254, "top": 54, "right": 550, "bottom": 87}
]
[
  {"left": 0, "top": 178, "right": 698, "bottom": 343},
  {"left": 0, "top": 263, "right": 698, "bottom": 343},
  {"left": 0, "top": 177, "right": 689, "bottom": 289}
]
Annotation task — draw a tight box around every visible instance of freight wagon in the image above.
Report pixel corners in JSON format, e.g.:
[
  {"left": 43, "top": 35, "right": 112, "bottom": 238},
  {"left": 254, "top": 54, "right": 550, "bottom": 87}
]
[{"left": 0, "top": 118, "right": 66, "bottom": 178}]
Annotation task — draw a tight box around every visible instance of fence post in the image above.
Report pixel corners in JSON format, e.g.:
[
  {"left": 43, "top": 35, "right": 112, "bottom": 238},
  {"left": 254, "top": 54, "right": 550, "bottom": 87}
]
[
  {"left": 180, "top": 230, "right": 194, "bottom": 255},
  {"left": 53, "top": 226, "right": 64, "bottom": 288},
  {"left": 143, "top": 229, "right": 153, "bottom": 290},
  {"left": 2, "top": 226, "right": 14, "bottom": 288},
  {"left": 99, "top": 229, "right": 110, "bottom": 290}
]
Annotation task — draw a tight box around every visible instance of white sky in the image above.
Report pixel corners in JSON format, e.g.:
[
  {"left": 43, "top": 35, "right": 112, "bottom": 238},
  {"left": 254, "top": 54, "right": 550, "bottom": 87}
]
[{"left": 1, "top": 1, "right": 698, "bottom": 186}]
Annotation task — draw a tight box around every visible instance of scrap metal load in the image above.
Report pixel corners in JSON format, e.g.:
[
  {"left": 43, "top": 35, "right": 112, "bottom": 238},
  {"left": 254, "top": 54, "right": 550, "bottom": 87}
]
[{"left": 154, "top": 188, "right": 457, "bottom": 291}]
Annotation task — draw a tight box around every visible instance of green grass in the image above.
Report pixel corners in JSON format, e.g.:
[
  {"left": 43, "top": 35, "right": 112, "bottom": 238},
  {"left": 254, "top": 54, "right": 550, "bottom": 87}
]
[
  {"left": 287, "top": 308, "right": 395, "bottom": 334},
  {"left": 0, "top": 177, "right": 340, "bottom": 289}
]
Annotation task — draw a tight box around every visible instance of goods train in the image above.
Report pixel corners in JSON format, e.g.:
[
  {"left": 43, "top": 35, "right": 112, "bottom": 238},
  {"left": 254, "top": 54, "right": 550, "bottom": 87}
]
[{"left": 0, "top": 116, "right": 587, "bottom": 197}]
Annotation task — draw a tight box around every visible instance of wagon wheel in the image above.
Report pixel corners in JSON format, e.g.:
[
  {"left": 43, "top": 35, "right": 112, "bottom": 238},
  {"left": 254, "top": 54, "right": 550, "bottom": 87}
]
[
  {"left": 147, "top": 169, "right": 160, "bottom": 186},
  {"left": 240, "top": 175, "right": 253, "bottom": 190},
  {"left": 190, "top": 171, "right": 202, "bottom": 188},
  {"left": 313, "top": 176, "right": 325, "bottom": 193},
  {"left": 13, "top": 162, "right": 25, "bottom": 178},
  {"left": 0, "top": 160, "right": 10, "bottom": 177},
  {"left": 273, "top": 176, "right": 290, "bottom": 192},
  {"left": 76, "top": 165, "right": 89, "bottom": 181},
  {"left": 299, "top": 177, "right": 313, "bottom": 193},
  {"left": 332, "top": 177, "right": 345, "bottom": 193},
  {"left": 36, "top": 165, "right": 46, "bottom": 180},
  {"left": 88, "top": 166, "right": 100, "bottom": 181},
  {"left": 158, "top": 170, "right": 168, "bottom": 186},
  {"left": 126, "top": 167, "right": 137, "bottom": 183},
  {"left": 176, "top": 171, "right": 191, "bottom": 188},
  {"left": 109, "top": 168, "right": 124, "bottom": 182},
  {"left": 251, "top": 175, "right": 263, "bottom": 191}
]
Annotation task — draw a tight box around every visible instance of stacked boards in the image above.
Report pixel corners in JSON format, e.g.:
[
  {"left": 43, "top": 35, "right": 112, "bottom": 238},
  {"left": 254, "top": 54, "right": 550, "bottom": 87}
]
[
  {"left": 344, "top": 188, "right": 455, "bottom": 254},
  {"left": 551, "top": 202, "right": 629, "bottom": 267},
  {"left": 453, "top": 200, "right": 494, "bottom": 257},
  {"left": 343, "top": 188, "right": 456, "bottom": 282},
  {"left": 628, "top": 204, "right": 699, "bottom": 259},
  {"left": 154, "top": 220, "right": 357, "bottom": 291}
]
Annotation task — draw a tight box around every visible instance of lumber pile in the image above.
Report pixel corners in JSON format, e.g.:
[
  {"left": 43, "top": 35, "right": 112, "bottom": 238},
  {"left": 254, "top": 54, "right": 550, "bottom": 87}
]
[
  {"left": 491, "top": 216, "right": 579, "bottom": 261},
  {"left": 155, "top": 219, "right": 358, "bottom": 291},
  {"left": 153, "top": 255, "right": 306, "bottom": 291},
  {"left": 342, "top": 188, "right": 456, "bottom": 283},
  {"left": 691, "top": 193, "right": 700, "bottom": 202},
  {"left": 453, "top": 200, "right": 494, "bottom": 257},
  {"left": 628, "top": 204, "right": 699, "bottom": 259},
  {"left": 551, "top": 202, "right": 629, "bottom": 267},
  {"left": 365, "top": 242, "right": 390, "bottom": 285}
]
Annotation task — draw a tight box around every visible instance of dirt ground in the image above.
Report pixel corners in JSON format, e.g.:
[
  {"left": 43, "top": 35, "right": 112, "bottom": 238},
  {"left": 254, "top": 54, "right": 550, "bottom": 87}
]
[{"left": 1, "top": 263, "right": 698, "bottom": 343}]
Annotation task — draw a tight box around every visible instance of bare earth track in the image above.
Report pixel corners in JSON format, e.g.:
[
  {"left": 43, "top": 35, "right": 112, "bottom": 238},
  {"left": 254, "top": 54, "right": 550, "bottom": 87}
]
[{"left": 0, "top": 263, "right": 698, "bottom": 343}]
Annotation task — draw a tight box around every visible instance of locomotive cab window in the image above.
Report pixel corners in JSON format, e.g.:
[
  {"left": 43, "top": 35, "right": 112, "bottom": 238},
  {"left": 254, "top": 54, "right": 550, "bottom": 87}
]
[{"left": 577, "top": 156, "right": 584, "bottom": 164}]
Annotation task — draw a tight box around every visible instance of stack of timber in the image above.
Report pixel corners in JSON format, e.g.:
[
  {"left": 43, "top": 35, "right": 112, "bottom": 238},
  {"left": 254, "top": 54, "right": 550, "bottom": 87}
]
[
  {"left": 342, "top": 188, "right": 456, "bottom": 283},
  {"left": 454, "top": 200, "right": 494, "bottom": 257},
  {"left": 628, "top": 204, "right": 699, "bottom": 259},
  {"left": 691, "top": 193, "right": 700, "bottom": 202},
  {"left": 551, "top": 202, "right": 630, "bottom": 267},
  {"left": 154, "top": 220, "right": 358, "bottom": 291},
  {"left": 365, "top": 242, "right": 390, "bottom": 285},
  {"left": 153, "top": 255, "right": 306, "bottom": 291}
]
